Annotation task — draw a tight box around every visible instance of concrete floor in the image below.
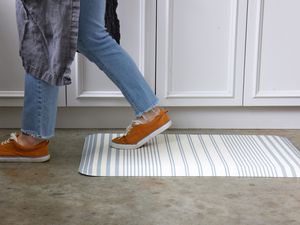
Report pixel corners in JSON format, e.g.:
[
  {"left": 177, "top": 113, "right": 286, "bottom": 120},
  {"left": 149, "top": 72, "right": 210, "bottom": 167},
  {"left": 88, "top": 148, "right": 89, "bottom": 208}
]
[{"left": 0, "top": 128, "right": 299, "bottom": 225}]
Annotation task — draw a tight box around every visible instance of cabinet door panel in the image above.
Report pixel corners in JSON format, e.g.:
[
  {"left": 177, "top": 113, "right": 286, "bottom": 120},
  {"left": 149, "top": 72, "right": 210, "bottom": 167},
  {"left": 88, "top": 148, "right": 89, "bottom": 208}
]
[
  {"left": 0, "top": 0, "right": 65, "bottom": 107},
  {"left": 0, "top": 0, "right": 24, "bottom": 106},
  {"left": 244, "top": 0, "right": 300, "bottom": 106},
  {"left": 156, "top": 0, "right": 248, "bottom": 106},
  {"left": 67, "top": 0, "right": 156, "bottom": 106}
]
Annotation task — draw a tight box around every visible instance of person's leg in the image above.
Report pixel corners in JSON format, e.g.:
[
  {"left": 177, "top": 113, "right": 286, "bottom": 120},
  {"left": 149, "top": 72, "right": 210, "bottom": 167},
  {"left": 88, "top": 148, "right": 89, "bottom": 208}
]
[
  {"left": 76, "top": 0, "right": 160, "bottom": 118},
  {"left": 18, "top": 72, "right": 59, "bottom": 146},
  {"left": 0, "top": 72, "right": 53, "bottom": 161}
]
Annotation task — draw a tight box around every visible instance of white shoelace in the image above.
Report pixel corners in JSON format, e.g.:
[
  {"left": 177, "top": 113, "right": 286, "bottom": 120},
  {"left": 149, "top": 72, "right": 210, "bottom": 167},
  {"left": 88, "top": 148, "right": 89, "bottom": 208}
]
[
  {"left": 123, "top": 108, "right": 161, "bottom": 136},
  {"left": 0, "top": 132, "right": 17, "bottom": 145},
  {"left": 124, "top": 119, "right": 145, "bottom": 136},
  {"left": 122, "top": 107, "right": 161, "bottom": 136}
]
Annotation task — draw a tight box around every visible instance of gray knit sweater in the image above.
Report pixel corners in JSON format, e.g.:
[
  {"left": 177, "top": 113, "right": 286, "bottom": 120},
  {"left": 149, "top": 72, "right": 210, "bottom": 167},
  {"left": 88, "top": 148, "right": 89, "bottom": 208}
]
[{"left": 15, "top": 0, "right": 120, "bottom": 86}]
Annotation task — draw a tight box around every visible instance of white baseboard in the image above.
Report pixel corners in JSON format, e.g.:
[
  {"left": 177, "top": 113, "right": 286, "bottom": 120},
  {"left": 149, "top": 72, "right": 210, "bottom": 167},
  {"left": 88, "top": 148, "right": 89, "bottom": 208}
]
[{"left": 0, "top": 107, "right": 300, "bottom": 129}]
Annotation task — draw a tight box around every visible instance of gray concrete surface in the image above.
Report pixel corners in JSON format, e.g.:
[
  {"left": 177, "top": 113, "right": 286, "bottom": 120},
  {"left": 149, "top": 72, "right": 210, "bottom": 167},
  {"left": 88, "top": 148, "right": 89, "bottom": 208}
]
[{"left": 0, "top": 128, "right": 299, "bottom": 225}]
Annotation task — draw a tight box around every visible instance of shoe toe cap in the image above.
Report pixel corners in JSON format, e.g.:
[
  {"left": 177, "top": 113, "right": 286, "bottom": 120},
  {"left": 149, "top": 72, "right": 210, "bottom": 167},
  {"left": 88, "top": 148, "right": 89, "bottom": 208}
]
[{"left": 111, "top": 136, "right": 127, "bottom": 144}]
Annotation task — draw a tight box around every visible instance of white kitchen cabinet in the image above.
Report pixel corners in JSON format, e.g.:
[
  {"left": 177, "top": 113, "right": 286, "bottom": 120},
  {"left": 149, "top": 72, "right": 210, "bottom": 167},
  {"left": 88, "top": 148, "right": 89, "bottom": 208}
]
[
  {"left": 1, "top": 0, "right": 300, "bottom": 110},
  {"left": 68, "top": 0, "right": 249, "bottom": 107},
  {"left": 0, "top": 0, "right": 66, "bottom": 107},
  {"left": 156, "top": 0, "right": 300, "bottom": 107},
  {"left": 244, "top": 0, "right": 300, "bottom": 106},
  {"left": 66, "top": 0, "right": 157, "bottom": 107},
  {"left": 156, "top": 0, "right": 248, "bottom": 106}
]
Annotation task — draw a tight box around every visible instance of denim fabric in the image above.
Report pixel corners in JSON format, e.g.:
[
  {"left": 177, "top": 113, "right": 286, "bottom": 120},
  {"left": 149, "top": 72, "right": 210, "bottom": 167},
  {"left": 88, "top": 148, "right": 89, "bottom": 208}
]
[
  {"left": 15, "top": 0, "right": 80, "bottom": 86},
  {"left": 21, "top": 73, "right": 59, "bottom": 139},
  {"left": 21, "top": 0, "right": 160, "bottom": 139}
]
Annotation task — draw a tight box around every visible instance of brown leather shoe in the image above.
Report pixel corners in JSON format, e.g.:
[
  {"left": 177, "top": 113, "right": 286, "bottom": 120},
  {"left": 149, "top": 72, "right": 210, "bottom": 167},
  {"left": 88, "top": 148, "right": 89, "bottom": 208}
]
[
  {"left": 110, "top": 107, "right": 172, "bottom": 149},
  {"left": 0, "top": 132, "right": 50, "bottom": 162}
]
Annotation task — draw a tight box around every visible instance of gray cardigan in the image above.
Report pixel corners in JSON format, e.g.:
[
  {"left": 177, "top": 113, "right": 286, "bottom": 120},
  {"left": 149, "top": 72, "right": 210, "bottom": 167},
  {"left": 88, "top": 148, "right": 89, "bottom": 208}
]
[{"left": 15, "top": 0, "right": 120, "bottom": 86}]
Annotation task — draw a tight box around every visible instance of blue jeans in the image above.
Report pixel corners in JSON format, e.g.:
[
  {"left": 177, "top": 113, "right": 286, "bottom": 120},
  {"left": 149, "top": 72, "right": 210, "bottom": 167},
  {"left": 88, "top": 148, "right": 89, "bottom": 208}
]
[{"left": 21, "top": 0, "right": 159, "bottom": 139}]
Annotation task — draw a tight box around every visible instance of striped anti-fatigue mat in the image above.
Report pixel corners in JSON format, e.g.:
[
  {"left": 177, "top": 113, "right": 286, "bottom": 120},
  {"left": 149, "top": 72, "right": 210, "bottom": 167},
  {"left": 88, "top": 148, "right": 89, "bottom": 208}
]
[{"left": 78, "top": 133, "right": 300, "bottom": 177}]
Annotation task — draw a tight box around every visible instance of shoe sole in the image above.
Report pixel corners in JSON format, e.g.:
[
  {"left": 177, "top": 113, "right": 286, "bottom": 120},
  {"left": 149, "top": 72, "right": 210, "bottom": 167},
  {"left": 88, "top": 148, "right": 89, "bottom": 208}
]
[
  {"left": 110, "top": 120, "right": 172, "bottom": 149},
  {"left": 0, "top": 154, "right": 50, "bottom": 163}
]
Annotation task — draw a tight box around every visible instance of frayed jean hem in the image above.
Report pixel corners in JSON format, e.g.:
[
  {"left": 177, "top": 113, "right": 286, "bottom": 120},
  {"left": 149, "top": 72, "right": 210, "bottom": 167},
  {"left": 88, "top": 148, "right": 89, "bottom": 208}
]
[
  {"left": 20, "top": 129, "right": 54, "bottom": 140},
  {"left": 134, "top": 98, "right": 160, "bottom": 118}
]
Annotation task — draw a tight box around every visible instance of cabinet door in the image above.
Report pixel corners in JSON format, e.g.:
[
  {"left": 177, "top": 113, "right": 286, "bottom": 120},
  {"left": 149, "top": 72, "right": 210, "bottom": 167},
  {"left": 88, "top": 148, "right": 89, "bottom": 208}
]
[
  {"left": 67, "top": 0, "right": 156, "bottom": 106},
  {"left": 156, "top": 0, "right": 248, "bottom": 106},
  {"left": 244, "top": 0, "right": 300, "bottom": 106},
  {"left": 0, "top": 0, "right": 65, "bottom": 107}
]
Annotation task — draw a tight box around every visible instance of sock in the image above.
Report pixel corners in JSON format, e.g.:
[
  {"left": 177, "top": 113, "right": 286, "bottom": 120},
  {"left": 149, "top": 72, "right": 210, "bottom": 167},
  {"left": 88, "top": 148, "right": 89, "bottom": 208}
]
[{"left": 139, "top": 107, "right": 160, "bottom": 123}]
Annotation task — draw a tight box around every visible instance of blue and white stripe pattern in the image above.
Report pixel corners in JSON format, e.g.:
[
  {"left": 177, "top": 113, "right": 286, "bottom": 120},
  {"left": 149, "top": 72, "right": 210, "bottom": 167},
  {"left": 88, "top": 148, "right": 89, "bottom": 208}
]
[{"left": 78, "top": 133, "right": 300, "bottom": 177}]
